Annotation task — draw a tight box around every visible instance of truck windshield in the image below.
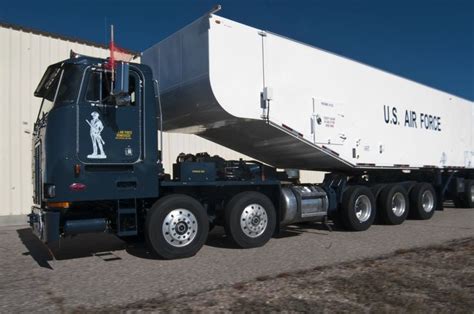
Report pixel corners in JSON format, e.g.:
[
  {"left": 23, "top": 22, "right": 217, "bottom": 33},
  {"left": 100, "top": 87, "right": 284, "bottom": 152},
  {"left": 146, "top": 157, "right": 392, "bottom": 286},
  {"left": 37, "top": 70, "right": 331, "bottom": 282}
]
[{"left": 34, "top": 63, "right": 83, "bottom": 119}]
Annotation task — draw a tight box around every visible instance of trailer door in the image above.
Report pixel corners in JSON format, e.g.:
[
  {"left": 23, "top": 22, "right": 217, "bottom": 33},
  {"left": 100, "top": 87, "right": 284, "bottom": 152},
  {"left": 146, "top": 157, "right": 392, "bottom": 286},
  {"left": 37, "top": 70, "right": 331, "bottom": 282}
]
[{"left": 311, "top": 98, "right": 346, "bottom": 146}]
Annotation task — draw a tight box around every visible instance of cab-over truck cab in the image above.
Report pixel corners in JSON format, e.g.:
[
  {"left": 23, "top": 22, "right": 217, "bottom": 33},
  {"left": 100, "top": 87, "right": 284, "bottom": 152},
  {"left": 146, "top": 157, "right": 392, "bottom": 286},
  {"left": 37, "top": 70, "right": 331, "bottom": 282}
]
[{"left": 30, "top": 54, "right": 161, "bottom": 246}]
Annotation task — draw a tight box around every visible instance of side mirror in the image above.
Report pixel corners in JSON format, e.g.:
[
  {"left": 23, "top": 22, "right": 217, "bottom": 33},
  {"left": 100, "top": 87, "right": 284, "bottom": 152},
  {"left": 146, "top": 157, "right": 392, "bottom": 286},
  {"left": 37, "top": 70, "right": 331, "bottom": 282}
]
[{"left": 113, "top": 62, "right": 130, "bottom": 106}]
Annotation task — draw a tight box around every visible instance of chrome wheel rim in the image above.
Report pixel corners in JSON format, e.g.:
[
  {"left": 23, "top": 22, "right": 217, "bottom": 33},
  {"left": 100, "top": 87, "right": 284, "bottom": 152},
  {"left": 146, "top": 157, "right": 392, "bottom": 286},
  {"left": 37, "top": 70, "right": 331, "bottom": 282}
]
[
  {"left": 240, "top": 203, "right": 268, "bottom": 238},
  {"left": 391, "top": 192, "right": 406, "bottom": 217},
  {"left": 162, "top": 209, "right": 198, "bottom": 247},
  {"left": 471, "top": 186, "right": 474, "bottom": 203},
  {"left": 422, "top": 190, "right": 435, "bottom": 213},
  {"left": 355, "top": 195, "right": 372, "bottom": 223}
]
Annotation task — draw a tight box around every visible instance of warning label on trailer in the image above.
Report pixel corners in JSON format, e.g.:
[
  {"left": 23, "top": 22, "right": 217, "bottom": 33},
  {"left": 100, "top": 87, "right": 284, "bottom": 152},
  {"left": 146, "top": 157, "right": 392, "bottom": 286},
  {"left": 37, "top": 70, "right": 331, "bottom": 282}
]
[
  {"left": 324, "top": 116, "right": 336, "bottom": 128},
  {"left": 383, "top": 105, "right": 442, "bottom": 132}
]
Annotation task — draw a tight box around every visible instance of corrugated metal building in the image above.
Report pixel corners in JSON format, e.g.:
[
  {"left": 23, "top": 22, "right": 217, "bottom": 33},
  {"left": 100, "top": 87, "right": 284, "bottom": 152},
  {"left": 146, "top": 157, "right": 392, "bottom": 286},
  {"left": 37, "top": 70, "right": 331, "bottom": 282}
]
[{"left": 0, "top": 22, "right": 323, "bottom": 225}]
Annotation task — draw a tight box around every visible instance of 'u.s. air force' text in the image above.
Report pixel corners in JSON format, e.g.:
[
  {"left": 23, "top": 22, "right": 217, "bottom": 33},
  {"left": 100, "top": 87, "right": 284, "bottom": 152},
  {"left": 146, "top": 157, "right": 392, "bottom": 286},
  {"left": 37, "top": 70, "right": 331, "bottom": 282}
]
[{"left": 383, "top": 105, "right": 442, "bottom": 132}]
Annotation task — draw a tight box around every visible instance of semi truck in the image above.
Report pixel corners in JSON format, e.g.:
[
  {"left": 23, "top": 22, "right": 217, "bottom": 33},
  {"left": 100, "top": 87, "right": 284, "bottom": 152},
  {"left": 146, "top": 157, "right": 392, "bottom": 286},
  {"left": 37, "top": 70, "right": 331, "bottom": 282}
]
[{"left": 29, "top": 12, "right": 474, "bottom": 259}]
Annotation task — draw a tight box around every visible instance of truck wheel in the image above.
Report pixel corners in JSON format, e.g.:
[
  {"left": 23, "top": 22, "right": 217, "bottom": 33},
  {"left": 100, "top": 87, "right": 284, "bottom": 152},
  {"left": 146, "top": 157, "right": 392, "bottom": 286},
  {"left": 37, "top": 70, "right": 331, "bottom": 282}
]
[
  {"left": 340, "top": 186, "right": 376, "bottom": 231},
  {"left": 146, "top": 194, "right": 209, "bottom": 259},
  {"left": 409, "top": 183, "right": 437, "bottom": 220},
  {"left": 455, "top": 180, "right": 474, "bottom": 208},
  {"left": 377, "top": 184, "right": 409, "bottom": 225},
  {"left": 224, "top": 191, "right": 276, "bottom": 248},
  {"left": 464, "top": 180, "right": 474, "bottom": 208}
]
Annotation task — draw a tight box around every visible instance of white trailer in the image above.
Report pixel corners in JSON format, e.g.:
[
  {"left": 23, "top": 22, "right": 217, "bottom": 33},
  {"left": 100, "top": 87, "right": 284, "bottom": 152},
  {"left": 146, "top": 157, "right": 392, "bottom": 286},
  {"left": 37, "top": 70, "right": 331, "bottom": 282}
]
[
  {"left": 143, "top": 14, "right": 473, "bottom": 172},
  {"left": 138, "top": 13, "right": 474, "bottom": 247}
]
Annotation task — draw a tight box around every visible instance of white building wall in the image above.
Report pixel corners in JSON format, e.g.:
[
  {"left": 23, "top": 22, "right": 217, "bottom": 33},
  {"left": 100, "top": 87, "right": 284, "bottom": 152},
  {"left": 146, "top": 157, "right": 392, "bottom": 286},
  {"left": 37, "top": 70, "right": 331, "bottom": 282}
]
[{"left": 0, "top": 25, "right": 323, "bottom": 223}]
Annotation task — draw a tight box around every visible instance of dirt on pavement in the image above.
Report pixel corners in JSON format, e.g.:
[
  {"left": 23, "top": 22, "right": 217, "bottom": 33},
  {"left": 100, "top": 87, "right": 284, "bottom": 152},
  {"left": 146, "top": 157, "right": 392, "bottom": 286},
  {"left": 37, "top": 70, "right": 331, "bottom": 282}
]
[{"left": 79, "top": 237, "right": 474, "bottom": 313}]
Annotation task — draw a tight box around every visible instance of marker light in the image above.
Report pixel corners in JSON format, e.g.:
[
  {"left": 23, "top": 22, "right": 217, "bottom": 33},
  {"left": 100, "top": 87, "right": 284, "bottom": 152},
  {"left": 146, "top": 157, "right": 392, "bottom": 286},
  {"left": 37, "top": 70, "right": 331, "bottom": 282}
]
[
  {"left": 69, "top": 183, "right": 86, "bottom": 191},
  {"left": 74, "top": 164, "right": 81, "bottom": 177},
  {"left": 46, "top": 202, "right": 70, "bottom": 209}
]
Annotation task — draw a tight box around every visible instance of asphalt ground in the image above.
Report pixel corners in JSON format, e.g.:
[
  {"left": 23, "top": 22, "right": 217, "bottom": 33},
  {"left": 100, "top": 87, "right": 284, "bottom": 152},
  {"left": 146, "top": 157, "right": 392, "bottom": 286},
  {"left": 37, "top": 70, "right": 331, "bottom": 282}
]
[{"left": 0, "top": 207, "right": 473, "bottom": 312}]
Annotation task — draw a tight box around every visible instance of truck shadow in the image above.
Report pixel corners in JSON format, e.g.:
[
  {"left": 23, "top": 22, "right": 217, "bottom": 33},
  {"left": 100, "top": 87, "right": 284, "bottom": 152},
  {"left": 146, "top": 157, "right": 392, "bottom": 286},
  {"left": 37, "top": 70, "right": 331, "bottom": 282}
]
[
  {"left": 124, "top": 227, "right": 242, "bottom": 259},
  {"left": 204, "top": 223, "right": 338, "bottom": 250},
  {"left": 18, "top": 222, "right": 344, "bottom": 264},
  {"left": 17, "top": 228, "right": 54, "bottom": 269},
  {"left": 17, "top": 228, "right": 126, "bottom": 268}
]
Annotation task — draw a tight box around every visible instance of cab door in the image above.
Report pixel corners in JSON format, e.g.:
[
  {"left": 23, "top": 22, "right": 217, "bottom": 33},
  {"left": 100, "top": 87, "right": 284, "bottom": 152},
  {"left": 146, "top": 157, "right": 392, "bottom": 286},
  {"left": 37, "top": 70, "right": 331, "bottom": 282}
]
[{"left": 77, "top": 68, "right": 142, "bottom": 164}]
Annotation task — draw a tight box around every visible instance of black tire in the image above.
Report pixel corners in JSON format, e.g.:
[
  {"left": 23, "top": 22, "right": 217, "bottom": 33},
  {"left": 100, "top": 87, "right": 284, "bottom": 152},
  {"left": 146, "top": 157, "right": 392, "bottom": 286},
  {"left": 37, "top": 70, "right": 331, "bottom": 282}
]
[
  {"left": 409, "top": 183, "right": 437, "bottom": 220},
  {"left": 377, "top": 184, "right": 409, "bottom": 225},
  {"left": 463, "top": 180, "right": 474, "bottom": 208},
  {"left": 370, "top": 184, "right": 386, "bottom": 201},
  {"left": 224, "top": 191, "right": 276, "bottom": 248},
  {"left": 145, "top": 194, "right": 209, "bottom": 259},
  {"left": 340, "top": 186, "right": 376, "bottom": 231},
  {"left": 452, "top": 180, "right": 474, "bottom": 208}
]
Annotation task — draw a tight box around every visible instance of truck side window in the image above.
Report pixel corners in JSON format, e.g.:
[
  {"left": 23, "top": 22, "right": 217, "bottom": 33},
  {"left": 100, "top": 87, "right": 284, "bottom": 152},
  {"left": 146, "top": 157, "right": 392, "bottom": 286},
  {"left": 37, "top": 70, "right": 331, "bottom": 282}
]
[
  {"left": 85, "top": 69, "right": 138, "bottom": 106},
  {"left": 85, "top": 72, "right": 102, "bottom": 102},
  {"left": 85, "top": 70, "right": 113, "bottom": 103},
  {"left": 55, "top": 64, "right": 82, "bottom": 104}
]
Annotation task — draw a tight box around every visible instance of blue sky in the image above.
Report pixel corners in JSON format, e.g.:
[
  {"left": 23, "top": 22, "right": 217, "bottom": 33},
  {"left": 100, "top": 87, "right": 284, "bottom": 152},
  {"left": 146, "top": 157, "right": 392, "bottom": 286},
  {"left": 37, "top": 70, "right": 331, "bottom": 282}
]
[{"left": 1, "top": 0, "right": 473, "bottom": 100}]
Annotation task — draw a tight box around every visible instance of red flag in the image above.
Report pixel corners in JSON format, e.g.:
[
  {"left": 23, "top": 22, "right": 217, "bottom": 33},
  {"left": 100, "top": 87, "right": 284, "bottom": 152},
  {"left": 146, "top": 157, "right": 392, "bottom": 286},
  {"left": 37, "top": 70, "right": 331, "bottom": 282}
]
[
  {"left": 107, "top": 25, "right": 133, "bottom": 70},
  {"left": 109, "top": 42, "right": 133, "bottom": 69}
]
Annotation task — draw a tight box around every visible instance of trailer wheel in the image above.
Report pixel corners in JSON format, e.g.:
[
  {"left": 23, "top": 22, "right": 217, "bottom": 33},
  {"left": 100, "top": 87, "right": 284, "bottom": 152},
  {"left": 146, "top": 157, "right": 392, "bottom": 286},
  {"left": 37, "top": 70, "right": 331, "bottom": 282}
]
[
  {"left": 466, "top": 180, "right": 474, "bottom": 208},
  {"left": 377, "top": 184, "right": 409, "bottom": 225},
  {"left": 409, "top": 183, "right": 437, "bottom": 220},
  {"left": 340, "top": 186, "right": 376, "bottom": 231},
  {"left": 145, "top": 194, "right": 209, "bottom": 259},
  {"left": 224, "top": 191, "right": 276, "bottom": 248},
  {"left": 454, "top": 180, "right": 474, "bottom": 208}
]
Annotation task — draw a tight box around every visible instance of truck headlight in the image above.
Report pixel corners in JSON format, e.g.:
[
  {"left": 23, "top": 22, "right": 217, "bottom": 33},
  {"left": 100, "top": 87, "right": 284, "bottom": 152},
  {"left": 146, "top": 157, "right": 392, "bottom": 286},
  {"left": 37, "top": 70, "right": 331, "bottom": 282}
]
[{"left": 44, "top": 184, "right": 56, "bottom": 198}]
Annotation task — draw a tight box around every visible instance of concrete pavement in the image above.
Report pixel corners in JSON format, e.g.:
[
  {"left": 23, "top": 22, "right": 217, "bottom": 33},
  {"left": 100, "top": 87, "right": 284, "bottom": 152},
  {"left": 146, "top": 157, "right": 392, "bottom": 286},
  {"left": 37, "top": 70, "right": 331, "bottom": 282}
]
[{"left": 0, "top": 207, "right": 473, "bottom": 312}]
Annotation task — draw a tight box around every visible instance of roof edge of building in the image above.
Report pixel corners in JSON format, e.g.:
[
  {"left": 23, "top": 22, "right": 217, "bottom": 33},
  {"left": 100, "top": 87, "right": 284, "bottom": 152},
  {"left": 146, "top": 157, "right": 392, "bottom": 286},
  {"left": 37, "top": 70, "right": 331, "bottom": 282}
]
[{"left": 0, "top": 20, "right": 139, "bottom": 56}]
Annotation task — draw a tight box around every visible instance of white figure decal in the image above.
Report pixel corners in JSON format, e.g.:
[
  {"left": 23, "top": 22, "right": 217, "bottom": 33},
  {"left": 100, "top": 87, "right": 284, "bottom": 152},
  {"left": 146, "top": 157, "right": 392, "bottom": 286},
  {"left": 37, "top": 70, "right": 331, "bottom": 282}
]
[{"left": 86, "top": 111, "right": 107, "bottom": 159}]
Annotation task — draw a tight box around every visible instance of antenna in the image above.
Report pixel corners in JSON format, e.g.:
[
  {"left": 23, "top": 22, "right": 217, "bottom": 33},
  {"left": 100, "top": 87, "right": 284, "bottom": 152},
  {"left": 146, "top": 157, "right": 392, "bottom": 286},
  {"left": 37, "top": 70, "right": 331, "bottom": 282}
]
[
  {"left": 110, "top": 24, "right": 115, "bottom": 90},
  {"left": 208, "top": 4, "right": 222, "bottom": 16}
]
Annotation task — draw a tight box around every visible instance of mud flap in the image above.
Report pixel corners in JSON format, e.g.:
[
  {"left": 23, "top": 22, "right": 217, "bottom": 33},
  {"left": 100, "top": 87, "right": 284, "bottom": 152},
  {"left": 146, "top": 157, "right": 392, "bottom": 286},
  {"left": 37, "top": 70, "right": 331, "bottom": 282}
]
[{"left": 29, "top": 208, "right": 60, "bottom": 244}]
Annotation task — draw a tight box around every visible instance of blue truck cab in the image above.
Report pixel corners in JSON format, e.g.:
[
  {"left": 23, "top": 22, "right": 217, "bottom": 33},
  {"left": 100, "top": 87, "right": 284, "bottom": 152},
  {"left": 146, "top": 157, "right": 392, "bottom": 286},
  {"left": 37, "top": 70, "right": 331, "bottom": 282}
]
[{"left": 30, "top": 55, "right": 161, "bottom": 244}]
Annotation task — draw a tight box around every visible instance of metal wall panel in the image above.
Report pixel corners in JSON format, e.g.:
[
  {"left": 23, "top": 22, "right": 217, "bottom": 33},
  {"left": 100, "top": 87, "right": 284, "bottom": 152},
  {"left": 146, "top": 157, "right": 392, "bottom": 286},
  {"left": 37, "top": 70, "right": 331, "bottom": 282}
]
[
  {"left": 0, "top": 25, "right": 323, "bottom": 219},
  {"left": 0, "top": 26, "right": 112, "bottom": 217}
]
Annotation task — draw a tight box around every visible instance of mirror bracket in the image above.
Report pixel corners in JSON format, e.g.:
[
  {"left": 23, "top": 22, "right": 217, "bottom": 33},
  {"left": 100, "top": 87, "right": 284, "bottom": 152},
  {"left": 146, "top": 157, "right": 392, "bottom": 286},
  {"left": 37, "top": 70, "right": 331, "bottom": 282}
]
[{"left": 113, "top": 62, "right": 130, "bottom": 106}]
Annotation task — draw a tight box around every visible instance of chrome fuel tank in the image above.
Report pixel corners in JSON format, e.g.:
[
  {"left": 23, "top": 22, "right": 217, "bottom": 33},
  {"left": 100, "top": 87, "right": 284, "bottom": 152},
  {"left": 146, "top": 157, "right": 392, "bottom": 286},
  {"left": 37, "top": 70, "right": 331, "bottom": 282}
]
[{"left": 280, "top": 185, "right": 329, "bottom": 225}]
